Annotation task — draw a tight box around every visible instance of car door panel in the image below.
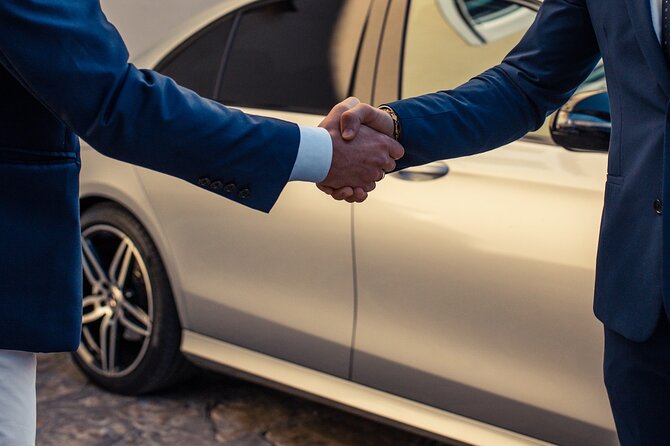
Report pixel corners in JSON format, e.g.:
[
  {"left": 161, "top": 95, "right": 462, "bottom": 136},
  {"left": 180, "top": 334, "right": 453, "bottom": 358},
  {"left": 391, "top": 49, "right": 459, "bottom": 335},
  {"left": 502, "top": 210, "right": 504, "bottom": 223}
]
[{"left": 352, "top": 142, "right": 616, "bottom": 445}]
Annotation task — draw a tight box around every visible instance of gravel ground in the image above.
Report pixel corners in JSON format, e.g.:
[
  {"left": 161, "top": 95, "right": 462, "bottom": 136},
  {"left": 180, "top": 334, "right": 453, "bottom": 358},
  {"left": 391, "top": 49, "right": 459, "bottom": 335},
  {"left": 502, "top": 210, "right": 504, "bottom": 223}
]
[{"left": 36, "top": 353, "right": 450, "bottom": 446}]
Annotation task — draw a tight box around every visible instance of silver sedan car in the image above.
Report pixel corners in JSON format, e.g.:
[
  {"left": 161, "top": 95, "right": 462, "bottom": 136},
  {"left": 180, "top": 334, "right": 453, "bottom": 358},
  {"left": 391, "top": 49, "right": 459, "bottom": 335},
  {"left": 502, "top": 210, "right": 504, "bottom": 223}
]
[{"left": 75, "top": 0, "right": 616, "bottom": 445}]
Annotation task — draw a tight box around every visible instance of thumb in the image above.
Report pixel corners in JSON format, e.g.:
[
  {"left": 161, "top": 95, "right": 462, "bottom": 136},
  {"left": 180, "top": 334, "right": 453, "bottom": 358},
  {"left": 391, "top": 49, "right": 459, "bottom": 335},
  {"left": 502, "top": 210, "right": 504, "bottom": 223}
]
[
  {"left": 340, "top": 107, "right": 364, "bottom": 141},
  {"left": 340, "top": 103, "right": 381, "bottom": 140},
  {"left": 341, "top": 104, "right": 394, "bottom": 141},
  {"left": 330, "top": 96, "right": 361, "bottom": 119},
  {"left": 321, "top": 97, "right": 361, "bottom": 131}
]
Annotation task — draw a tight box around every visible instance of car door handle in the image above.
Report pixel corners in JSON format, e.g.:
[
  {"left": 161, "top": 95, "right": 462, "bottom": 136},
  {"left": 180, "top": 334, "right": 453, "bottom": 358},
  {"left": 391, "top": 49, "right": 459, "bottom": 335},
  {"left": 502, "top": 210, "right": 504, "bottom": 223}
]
[{"left": 393, "top": 161, "right": 449, "bottom": 181}]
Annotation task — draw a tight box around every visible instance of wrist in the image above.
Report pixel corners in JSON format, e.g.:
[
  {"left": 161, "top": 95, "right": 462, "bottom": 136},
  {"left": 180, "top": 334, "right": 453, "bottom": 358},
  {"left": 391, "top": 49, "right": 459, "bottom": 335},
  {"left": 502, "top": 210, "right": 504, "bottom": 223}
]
[{"left": 378, "top": 105, "right": 401, "bottom": 141}]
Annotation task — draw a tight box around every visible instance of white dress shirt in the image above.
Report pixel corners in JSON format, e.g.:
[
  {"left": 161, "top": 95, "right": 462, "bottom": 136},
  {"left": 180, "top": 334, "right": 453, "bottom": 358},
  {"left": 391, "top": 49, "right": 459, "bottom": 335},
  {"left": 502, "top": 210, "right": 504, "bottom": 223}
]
[
  {"left": 290, "top": 126, "right": 332, "bottom": 182},
  {"left": 651, "top": 0, "right": 663, "bottom": 42}
]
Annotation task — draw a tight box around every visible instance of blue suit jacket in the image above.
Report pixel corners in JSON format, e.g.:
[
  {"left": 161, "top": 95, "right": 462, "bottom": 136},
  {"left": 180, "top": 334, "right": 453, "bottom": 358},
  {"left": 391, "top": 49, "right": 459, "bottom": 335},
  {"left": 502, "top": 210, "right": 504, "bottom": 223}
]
[
  {"left": 390, "top": 0, "right": 668, "bottom": 342},
  {"left": 0, "top": 1, "right": 300, "bottom": 352}
]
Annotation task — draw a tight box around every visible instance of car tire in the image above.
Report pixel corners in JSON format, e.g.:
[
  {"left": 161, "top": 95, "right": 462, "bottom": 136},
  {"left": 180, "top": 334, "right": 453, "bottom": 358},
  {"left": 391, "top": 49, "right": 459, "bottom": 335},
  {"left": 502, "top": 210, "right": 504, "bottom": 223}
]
[{"left": 72, "top": 202, "right": 193, "bottom": 395}]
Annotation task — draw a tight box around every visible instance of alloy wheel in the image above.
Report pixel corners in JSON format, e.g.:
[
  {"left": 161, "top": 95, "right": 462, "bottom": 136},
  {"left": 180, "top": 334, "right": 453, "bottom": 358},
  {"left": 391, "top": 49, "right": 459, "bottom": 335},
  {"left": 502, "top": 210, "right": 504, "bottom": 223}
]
[{"left": 77, "top": 224, "right": 154, "bottom": 378}]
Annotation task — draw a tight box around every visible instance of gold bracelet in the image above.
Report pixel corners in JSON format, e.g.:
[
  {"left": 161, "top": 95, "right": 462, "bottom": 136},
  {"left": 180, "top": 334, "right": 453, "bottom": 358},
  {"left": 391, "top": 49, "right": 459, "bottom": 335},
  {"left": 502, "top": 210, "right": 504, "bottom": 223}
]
[{"left": 378, "top": 105, "right": 401, "bottom": 141}]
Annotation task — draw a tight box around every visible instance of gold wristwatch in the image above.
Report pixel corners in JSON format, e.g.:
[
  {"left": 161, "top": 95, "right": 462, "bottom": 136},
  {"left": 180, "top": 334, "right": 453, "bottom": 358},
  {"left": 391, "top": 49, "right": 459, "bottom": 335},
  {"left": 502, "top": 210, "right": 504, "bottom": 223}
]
[{"left": 378, "top": 105, "right": 401, "bottom": 141}]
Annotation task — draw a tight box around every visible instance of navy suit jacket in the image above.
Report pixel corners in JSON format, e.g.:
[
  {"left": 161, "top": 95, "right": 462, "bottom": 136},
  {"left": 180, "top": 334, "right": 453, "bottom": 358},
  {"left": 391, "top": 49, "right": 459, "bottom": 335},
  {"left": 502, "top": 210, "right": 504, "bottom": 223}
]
[
  {"left": 390, "top": 0, "right": 668, "bottom": 342},
  {"left": 0, "top": 1, "right": 300, "bottom": 352}
]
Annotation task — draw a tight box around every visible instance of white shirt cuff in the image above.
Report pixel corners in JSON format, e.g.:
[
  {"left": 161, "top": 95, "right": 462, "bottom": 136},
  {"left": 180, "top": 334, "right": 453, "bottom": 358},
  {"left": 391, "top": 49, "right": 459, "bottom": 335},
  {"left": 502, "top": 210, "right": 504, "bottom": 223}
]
[{"left": 289, "top": 126, "right": 333, "bottom": 183}]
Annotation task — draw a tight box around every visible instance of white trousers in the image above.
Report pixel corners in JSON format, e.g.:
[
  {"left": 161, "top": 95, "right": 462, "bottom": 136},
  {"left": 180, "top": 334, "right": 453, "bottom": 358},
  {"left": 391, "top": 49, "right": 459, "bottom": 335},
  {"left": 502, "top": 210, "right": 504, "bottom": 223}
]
[{"left": 0, "top": 350, "right": 36, "bottom": 446}]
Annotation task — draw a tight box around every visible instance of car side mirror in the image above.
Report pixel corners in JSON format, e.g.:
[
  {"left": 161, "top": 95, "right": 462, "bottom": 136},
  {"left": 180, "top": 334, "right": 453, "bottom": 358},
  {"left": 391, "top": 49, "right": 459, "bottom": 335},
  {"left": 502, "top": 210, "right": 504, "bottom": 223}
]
[{"left": 550, "top": 89, "right": 610, "bottom": 152}]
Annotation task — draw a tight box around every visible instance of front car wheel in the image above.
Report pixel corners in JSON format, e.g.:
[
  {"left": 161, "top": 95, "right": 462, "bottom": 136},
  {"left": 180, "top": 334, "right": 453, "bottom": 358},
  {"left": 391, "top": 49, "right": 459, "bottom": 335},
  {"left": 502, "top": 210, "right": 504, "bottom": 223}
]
[{"left": 73, "top": 202, "right": 192, "bottom": 394}]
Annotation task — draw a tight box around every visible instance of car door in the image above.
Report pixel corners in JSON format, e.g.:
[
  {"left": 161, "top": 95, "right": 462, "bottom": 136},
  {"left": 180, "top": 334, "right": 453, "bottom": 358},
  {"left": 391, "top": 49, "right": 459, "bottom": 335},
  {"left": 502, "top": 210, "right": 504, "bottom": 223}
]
[
  {"left": 136, "top": 0, "right": 376, "bottom": 378},
  {"left": 351, "top": 1, "right": 617, "bottom": 444}
]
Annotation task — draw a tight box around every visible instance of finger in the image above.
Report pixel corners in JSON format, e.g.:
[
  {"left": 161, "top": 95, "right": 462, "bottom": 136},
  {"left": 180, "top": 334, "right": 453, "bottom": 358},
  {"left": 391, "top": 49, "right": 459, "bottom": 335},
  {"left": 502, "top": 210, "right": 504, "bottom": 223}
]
[
  {"left": 332, "top": 187, "right": 355, "bottom": 201},
  {"left": 351, "top": 188, "right": 368, "bottom": 202},
  {"left": 382, "top": 157, "right": 396, "bottom": 173},
  {"left": 345, "top": 188, "right": 368, "bottom": 203},
  {"left": 389, "top": 141, "right": 405, "bottom": 161},
  {"left": 317, "top": 183, "right": 334, "bottom": 195}
]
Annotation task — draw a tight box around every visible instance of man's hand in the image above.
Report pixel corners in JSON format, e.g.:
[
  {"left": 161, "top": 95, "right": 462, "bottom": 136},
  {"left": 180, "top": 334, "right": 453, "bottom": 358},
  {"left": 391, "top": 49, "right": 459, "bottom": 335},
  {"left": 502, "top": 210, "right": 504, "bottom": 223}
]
[
  {"left": 340, "top": 102, "right": 395, "bottom": 141},
  {"left": 317, "top": 98, "right": 403, "bottom": 203}
]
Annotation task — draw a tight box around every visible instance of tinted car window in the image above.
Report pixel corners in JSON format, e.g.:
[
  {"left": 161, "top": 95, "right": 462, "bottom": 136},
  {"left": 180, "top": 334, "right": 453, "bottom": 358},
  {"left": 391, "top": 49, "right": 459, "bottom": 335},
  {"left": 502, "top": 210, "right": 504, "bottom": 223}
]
[
  {"left": 218, "top": 0, "right": 371, "bottom": 114},
  {"left": 463, "top": 0, "right": 520, "bottom": 24},
  {"left": 157, "top": 17, "right": 234, "bottom": 98},
  {"left": 402, "top": 0, "right": 606, "bottom": 139}
]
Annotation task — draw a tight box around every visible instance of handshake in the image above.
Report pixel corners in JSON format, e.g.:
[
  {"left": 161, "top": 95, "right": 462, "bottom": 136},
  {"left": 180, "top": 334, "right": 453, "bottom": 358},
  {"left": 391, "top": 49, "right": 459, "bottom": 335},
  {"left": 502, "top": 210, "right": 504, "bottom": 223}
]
[{"left": 316, "top": 97, "right": 403, "bottom": 203}]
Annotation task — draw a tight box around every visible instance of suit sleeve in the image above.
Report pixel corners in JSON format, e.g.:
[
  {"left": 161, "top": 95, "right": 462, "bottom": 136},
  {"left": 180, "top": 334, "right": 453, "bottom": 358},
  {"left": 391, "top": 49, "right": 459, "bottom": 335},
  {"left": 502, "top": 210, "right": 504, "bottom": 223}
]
[
  {"left": 389, "top": 0, "right": 601, "bottom": 170},
  {"left": 0, "top": 0, "right": 300, "bottom": 212}
]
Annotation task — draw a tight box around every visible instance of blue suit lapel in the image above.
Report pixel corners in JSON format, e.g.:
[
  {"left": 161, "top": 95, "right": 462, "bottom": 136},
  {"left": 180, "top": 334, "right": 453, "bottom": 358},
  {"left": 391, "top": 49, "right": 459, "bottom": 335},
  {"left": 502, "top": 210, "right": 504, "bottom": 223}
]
[{"left": 624, "top": 0, "right": 670, "bottom": 97}]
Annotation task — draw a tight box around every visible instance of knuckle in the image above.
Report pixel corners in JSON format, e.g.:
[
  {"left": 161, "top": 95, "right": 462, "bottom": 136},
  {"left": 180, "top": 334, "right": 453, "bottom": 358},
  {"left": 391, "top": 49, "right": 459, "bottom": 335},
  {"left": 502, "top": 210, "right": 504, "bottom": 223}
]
[{"left": 333, "top": 104, "right": 347, "bottom": 115}]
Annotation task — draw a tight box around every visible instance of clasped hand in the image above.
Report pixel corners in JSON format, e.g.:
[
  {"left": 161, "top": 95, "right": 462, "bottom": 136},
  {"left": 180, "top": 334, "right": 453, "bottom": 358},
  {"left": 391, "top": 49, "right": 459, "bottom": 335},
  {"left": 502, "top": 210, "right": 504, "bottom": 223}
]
[{"left": 317, "top": 97, "right": 401, "bottom": 203}]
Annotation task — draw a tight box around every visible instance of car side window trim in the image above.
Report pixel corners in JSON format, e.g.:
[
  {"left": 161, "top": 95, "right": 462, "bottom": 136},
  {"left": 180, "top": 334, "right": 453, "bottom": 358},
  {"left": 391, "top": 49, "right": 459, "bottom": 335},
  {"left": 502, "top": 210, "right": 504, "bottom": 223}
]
[{"left": 213, "top": 11, "right": 242, "bottom": 100}]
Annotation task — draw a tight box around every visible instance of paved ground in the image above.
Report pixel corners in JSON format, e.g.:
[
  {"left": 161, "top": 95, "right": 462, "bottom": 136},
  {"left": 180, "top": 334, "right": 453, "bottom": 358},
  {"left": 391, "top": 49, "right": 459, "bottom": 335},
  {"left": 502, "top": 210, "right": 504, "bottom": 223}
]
[{"left": 36, "top": 353, "right": 450, "bottom": 446}]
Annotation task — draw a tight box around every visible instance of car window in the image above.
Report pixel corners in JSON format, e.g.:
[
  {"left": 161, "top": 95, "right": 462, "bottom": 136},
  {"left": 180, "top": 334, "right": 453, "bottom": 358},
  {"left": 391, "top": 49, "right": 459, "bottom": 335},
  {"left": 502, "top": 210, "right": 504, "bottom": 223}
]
[
  {"left": 217, "top": 0, "right": 371, "bottom": 114},
  {"left": 463, "top": 0, "right": 520, "bottom": 23},
  {"left": 402, "top": 0, "right": 606, "bottom": 140},
  {"left": 157, "top": 16, "right": 234, "bottom": 98}
]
